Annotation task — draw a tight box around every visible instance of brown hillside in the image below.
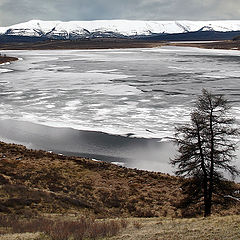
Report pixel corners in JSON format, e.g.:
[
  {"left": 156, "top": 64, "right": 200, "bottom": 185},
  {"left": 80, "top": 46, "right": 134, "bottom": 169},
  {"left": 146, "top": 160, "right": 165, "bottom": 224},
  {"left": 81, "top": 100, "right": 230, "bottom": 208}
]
[
  {"left": 0, "top": 141, "right": 182, "bottom": 218},
  {"left": 0, "top": 141, "right": 239, "bottom": 218}
]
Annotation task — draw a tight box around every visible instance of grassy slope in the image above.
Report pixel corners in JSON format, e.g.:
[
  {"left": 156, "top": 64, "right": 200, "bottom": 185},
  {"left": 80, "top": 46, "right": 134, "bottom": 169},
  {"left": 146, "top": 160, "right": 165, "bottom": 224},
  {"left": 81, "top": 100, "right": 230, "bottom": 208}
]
[
  {"left": 0, "top": 215, "right": 239, "bottom": 240},
  {"left": 109, "top": 215, "right": 240, "bottom": 240},
  {"left": 0, "top": 141, "right": 182, "bottom": 218},
  {"left": 0, "top": 141, "right": 239, "bottom": 219}
]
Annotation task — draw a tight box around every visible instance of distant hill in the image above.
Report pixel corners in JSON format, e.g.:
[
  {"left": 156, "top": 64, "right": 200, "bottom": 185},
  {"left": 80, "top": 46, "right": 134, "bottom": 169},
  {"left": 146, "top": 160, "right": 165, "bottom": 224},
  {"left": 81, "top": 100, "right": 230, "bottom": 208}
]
[
  {"left": 0, "top": 35, "right": 48, "bottom": 43},
  {"left": 142, "top": 30, "right": 240, "bottom": 41}
]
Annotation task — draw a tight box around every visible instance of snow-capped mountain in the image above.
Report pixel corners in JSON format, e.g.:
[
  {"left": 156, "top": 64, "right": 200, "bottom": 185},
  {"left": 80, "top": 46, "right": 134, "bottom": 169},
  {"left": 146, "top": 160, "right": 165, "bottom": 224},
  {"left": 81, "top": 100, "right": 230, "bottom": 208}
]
[{"left": 1, "top": 19, "right": 240, "bottom": 40}]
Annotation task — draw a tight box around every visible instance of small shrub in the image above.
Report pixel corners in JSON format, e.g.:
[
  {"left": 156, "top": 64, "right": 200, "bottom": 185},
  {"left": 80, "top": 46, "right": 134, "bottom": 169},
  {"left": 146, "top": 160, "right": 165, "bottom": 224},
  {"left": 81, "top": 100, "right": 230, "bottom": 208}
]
[
  {"left": 134, "top": 207, "right": 156, "bottom": 218},
  {"left": 133, "top": 221, "right": 142, "bottom": 229},
  {"left": 120, "top": 218, "right": 128, "bottom": 228},
  {"left": 0, "top": 214, "right": 19, "bottom": 228}
]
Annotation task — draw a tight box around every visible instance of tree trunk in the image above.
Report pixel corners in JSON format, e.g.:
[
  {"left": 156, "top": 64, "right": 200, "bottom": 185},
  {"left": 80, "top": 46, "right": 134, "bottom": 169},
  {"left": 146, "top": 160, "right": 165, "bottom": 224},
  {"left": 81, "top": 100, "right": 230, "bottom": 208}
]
[
  {"left": 204, "top": 192, "right": 212, "bottom": 217},
  {"left": 203, "top": 180, "right": 210, "bottom": 217},
  {"left": 196, "top": 121, "right": 211, "bottom": 217},
  {"left": 208, "top": 109, "right": 214, "bottom": 217}
]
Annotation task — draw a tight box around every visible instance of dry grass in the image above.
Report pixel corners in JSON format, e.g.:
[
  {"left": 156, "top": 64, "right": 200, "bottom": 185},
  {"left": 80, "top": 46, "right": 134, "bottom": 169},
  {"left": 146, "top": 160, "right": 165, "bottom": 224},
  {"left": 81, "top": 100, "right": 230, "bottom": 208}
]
[
  {"left": 0, "top": 141, "right": 184, "bottom": 218},
  {"left": 0, "top": 139, "right": 239, "bottom": 240},
  {"left": 0, "top": 215, "right": 239, "bottom": 240},
  {"left": 109, "top": 215, "right": 240, "bottom": 240},
  {"left": 0, "top": 141, "right": 239, "bottom": 218},
  {"left": 0, "top": 214, "right": 128, "bottom": 240},
  {"left": 0, "top": 232, "right": 40, "bottom": 240}
]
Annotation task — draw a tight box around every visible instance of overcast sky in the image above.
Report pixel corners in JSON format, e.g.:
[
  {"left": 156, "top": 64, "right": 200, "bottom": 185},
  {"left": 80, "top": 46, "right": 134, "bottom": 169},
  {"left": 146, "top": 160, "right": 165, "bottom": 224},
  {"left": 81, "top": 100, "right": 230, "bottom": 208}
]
[{"left": 0, "top": 0, "right": 240, "bottom": 26}]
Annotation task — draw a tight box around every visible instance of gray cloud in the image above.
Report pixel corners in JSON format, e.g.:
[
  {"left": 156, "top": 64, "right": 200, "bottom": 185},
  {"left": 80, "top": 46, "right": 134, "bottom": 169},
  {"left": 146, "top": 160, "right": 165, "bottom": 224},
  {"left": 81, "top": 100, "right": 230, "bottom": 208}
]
[{"left": 0, "top": 0, "right": 239, "bottom": 26}]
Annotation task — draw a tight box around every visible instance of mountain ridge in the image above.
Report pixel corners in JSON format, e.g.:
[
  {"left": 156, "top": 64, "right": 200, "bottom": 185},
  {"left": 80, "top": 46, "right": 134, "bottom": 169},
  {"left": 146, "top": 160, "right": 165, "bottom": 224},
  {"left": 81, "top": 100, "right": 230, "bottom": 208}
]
[{"left": 1, "top": 19, "right": 240, "bottom": 41}]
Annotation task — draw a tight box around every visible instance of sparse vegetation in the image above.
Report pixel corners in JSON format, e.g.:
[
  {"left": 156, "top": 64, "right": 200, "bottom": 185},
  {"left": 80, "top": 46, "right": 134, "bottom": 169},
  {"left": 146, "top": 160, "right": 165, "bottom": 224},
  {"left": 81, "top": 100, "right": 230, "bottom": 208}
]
[
  {"left": 0, "top": 214, "right": 128, "bottom": 239},
  {"left": 0, "top": 141, "right": 183, "bottom": 218},
  {"left": 0, "top": 215, "right": 240, "bottom": 239},
  {"left": 0, "top": 140, "right": 239, "bottom": 239},
  {"left": 109, "top": 215, "right": 240, "bottom": 240},
  {"left": 0, "top": 141, "right": 239, "bottom": 219},
  {"left": 133, "top": 221, "right": 142, "bottom": 229}
]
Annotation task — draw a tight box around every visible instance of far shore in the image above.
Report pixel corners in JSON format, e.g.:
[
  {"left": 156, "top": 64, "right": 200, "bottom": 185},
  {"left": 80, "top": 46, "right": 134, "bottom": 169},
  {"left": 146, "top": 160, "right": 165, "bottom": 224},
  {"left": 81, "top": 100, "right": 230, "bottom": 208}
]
[
  {"left": 168, "top": 40, "right": 240, "bottom": 51},
  {"left": 0, "top": 39, "right": 239, "bottom": 51},
  {"left": 0, "top": 39, "right": 164, "bottom": 50}
]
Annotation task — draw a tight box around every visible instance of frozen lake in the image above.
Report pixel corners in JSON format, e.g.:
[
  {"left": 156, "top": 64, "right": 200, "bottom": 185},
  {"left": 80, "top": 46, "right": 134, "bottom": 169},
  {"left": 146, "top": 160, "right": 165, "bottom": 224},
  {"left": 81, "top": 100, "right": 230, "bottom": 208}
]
[
  {"left": 1, "top": 46, "right": 240, "bottom": 139},
  {"left": 0, "top": 46, "right": 239, "bottom": 173}
]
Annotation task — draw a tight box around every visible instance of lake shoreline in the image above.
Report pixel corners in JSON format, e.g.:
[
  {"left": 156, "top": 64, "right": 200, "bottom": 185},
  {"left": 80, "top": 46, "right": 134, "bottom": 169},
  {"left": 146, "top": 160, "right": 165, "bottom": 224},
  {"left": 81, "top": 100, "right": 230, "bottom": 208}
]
[
  {"left": 0, "top": 39, "right": 239, "bottom": 51},
  {"left": 0, "top": 119, "right": 238, "bottom": 177},
  {"left": 167, "top": 40, "right": 240, "bottom": 51},
  {"left": 0, "top": 39, "right": 164, "bottom": 50},
  {"left": 0, "top": 119, "right": 176, "bottom": 174}
]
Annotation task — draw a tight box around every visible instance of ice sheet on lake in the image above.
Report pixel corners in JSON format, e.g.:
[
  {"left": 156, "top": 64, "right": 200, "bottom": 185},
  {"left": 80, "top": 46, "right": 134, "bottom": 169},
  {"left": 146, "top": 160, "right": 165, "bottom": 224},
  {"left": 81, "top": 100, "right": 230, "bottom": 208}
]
[
  {"left": 0, "top": 68, "right": 13, "bottom": 73},
  {"left": 0, "top": 47, "right": 239, "bottom": 139}
]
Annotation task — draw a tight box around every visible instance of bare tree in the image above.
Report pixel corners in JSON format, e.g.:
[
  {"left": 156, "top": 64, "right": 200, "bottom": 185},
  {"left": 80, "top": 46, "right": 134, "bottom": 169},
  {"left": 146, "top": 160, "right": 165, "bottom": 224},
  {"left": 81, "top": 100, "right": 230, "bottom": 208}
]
[{"left": 171, "top": 89, "right": 239, "bottom": 217}]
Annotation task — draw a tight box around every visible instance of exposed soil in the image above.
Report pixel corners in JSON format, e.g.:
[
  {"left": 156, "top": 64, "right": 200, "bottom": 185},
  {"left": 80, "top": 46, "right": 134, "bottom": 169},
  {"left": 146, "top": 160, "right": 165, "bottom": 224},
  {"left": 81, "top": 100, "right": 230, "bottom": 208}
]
[{"left": 0, "top": 56, "right": 18, "bottom": 64}]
